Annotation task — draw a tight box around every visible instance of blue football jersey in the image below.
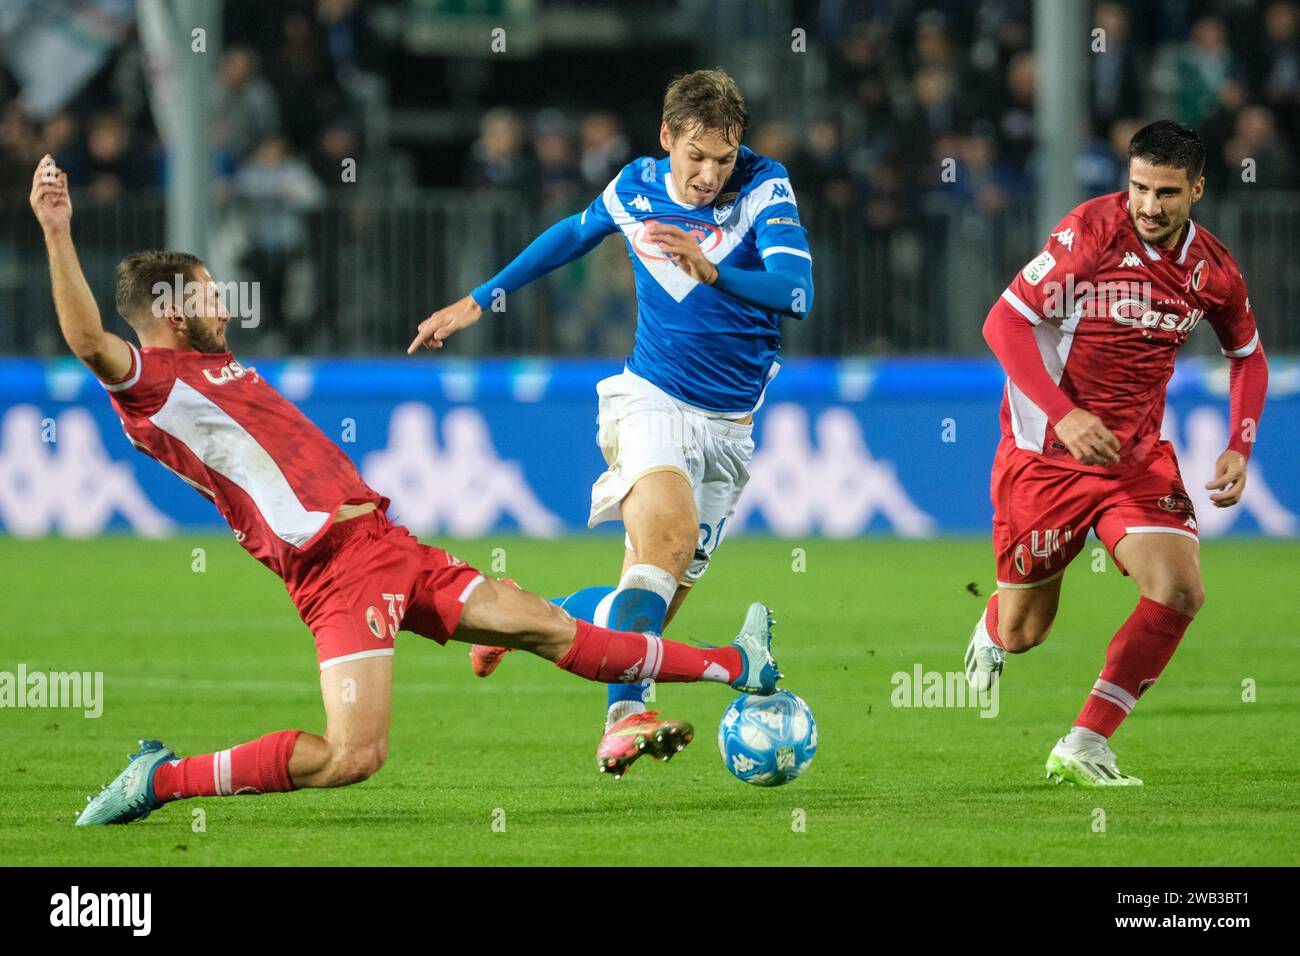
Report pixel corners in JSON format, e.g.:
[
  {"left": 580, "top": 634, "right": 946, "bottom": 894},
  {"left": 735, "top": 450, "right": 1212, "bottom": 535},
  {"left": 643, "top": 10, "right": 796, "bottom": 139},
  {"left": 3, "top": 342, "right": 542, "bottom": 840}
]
[{"left": 580, "top": 146, "right": 812, "bottom": 413}]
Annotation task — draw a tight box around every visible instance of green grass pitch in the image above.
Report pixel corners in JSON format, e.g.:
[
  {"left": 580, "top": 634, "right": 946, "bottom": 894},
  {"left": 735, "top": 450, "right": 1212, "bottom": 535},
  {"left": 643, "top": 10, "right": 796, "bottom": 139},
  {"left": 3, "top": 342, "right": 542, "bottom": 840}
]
[{"left": 1, "top": 534, "right": 1296, "bottom": 866}]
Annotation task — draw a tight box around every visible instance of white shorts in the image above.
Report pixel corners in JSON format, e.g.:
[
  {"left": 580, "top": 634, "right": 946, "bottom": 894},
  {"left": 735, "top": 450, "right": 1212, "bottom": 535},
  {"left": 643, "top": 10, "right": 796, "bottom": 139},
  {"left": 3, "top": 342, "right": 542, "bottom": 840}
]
[{"left": 588, "top": 369, "right": 755, "bottom": 584}]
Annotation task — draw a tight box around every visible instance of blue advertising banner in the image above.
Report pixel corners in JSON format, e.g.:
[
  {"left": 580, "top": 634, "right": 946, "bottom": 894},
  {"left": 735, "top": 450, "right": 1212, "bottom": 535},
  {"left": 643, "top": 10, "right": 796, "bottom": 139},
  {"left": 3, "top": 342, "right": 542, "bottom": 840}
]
[{"left": 0, "top": 357, "right": 1296, "bottom": 539}]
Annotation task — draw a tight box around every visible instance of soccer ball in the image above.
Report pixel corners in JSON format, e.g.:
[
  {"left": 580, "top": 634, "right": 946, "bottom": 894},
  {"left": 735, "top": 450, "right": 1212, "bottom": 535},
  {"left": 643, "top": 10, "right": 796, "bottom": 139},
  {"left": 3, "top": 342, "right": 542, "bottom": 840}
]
[{"left": 718, "top": 691, "right": 817, "bottom": 787}]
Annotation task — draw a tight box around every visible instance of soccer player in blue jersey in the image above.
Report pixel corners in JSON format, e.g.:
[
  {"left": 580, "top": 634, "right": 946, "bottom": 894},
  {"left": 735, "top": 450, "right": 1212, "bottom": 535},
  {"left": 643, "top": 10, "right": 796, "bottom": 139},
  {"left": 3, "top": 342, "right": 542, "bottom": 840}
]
[{"left": 409, "top": 69, "right": 812, "bottom": 777}]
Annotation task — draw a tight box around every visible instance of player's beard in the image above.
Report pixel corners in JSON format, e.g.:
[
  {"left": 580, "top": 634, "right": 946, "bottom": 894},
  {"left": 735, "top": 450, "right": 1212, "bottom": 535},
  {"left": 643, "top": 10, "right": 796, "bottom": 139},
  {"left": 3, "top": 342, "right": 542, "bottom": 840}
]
[
  {"left": 183, "top": 315, "right": 228, "bottom": 353},
  {"left": 1132, "top": 209, "right": 1184, "bottom": 248}
]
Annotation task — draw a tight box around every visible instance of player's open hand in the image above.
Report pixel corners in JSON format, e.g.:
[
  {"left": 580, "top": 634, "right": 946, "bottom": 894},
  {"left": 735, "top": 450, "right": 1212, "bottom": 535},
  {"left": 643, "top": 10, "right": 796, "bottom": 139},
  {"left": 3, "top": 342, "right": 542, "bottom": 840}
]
[
  {"left": 643, "top": 221, "right": 718, "bottom": 285},
  {"left": 408, "top": 295, "right": 483, "bottom": 353},
  {"left": 30, "top": 155, "right": 72, "bottom": 234},
  {"left": 1205, "top": 449, "right": 1247, "bottom": 508},
  {"left": 1054, "top": 407, "right": 1121, "bottom": 466}
]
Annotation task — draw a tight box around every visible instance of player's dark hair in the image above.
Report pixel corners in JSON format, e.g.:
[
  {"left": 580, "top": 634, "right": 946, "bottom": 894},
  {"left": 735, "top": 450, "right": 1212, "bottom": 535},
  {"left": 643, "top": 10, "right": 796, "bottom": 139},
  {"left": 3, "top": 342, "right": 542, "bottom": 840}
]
[
  {"left": 115, "top": 250, "right": 203, "bottom": 328},
  {"left": 663, "top": 68, "right": 748, "bottom": 145},
  {"left": 1128, "top": 120, "right": 1206, "bottom": 182}
]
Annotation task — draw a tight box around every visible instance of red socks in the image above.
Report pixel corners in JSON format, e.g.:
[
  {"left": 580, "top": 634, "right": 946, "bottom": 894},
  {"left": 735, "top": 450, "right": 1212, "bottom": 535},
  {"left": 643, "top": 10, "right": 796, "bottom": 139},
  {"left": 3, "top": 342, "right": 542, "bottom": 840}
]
[
  {"left": 556, "top": 620, "right": 741, "bottom": 685},
  {"left": 153, "top": 730, "right": 303, "bottom": 803},
  {"left": 1075, "top": 597, "right": 1192, "bottom": 737},
  {"left": 984, "top": 593, "right": 1004, "bottom": 649}
]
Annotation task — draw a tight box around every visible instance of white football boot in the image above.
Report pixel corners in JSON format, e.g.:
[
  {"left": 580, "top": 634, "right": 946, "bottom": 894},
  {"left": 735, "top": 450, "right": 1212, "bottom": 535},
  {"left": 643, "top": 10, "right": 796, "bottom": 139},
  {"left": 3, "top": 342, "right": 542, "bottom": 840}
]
[
  {"left": 1045, "top": 730, "right": 1143, "bottom": 787},
  {"left": 964, "top": 612, "right": 1005, "bottom": 693}
]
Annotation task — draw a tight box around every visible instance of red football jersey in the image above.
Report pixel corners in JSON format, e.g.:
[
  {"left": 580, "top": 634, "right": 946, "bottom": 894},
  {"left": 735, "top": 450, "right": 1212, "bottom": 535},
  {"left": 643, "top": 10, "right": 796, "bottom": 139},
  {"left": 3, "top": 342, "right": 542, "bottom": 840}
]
[
  {"left": 998, "top": 191, "right": 1259, "bottom": 473},
  {"left": 98, "top": 343, "right": 387, "bottom": 579}
]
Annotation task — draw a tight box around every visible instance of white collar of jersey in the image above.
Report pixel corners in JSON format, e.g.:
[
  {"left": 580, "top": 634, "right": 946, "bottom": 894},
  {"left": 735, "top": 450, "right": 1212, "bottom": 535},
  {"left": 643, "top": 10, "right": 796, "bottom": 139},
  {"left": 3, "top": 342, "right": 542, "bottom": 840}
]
[
  {"left": 1140, "top": 220, "right": 1196, "bottom": 263},
  {"left": 1125, "top": 198, "right": 1197, "bottom": 264},
  {"left": 664, "top": 170, "right": 703, "bottom": 210}
]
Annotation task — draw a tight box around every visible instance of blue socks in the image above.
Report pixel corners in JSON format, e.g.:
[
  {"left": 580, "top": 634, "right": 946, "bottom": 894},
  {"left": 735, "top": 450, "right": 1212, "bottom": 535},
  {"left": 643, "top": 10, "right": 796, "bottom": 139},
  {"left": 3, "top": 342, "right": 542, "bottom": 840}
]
[
  {"left": 602, "top": 564, "right": 679, "bottom": 723},
  {"left": 552, "top": 566, "right": 681, "bottom": 727},
  {"left": 552, "top": 586, "right": 616, "bottom": 623}
]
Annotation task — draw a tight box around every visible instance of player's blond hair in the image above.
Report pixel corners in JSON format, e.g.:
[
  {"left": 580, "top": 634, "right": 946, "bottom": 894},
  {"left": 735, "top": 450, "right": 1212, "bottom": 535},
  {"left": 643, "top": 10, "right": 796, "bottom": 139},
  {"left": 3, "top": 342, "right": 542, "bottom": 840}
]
[
  {"left": 662, "top": 69, "right": 748, "bottom": 145},
  {"left": 115, "top": 250, "right": 203, "bottom": 329}
]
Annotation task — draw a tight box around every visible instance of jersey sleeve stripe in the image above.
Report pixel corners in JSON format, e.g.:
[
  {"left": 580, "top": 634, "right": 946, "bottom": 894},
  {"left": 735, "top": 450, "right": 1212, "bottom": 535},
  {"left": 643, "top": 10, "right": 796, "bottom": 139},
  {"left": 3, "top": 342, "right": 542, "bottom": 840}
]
[
  {"left": 101, "top": 341, "right": 142, "bottom": 392},
  {"left": 1221, "top": 330, "right": 1260, "bottom": 358},
  {"left": 1176, "top": 221, "right": 1197, "bottom": 265},
  {"left": 760, "top": 245, "right": 812, "bottom": 261},
  {"left": 601, "top": 175, "right": 636, "bottom": 228},
  {"left": 1000, "top": 288, "right": 1043, "bottom": 326}
]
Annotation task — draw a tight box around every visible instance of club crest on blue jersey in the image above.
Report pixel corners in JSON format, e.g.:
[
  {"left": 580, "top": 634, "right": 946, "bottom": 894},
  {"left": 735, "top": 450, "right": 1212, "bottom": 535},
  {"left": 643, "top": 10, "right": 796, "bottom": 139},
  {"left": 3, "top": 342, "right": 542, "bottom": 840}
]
[
  {"left": 713, "top": 191, "right": 739, "bottom": 224},
  {"left": 633, "top": 216, "right": 722, "bottom": 261}
]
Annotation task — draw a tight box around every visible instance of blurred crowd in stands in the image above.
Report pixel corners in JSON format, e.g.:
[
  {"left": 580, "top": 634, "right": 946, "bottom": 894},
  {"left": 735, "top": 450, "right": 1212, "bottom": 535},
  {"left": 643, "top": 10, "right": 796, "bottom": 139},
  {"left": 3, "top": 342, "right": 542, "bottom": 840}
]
[
  {"left": 4, "top": 2, "right": 1296, "bottom": 205},
  {"left": 797, "top": 0, "right": 1300, "bottom": 229},
  {"left": 1, "top": 0, "right": 1297, "bottom": 353}
]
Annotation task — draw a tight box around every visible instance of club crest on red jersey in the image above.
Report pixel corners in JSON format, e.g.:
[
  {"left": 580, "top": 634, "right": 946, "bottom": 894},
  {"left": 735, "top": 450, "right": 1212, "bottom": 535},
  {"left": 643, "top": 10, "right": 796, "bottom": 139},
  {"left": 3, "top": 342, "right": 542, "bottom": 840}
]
[
  {"left": 1181, "top": 259, "right": 1209, "bottom": 292},
  {"left": 366, "top": 605, "right": 387, "bottom": 640}
]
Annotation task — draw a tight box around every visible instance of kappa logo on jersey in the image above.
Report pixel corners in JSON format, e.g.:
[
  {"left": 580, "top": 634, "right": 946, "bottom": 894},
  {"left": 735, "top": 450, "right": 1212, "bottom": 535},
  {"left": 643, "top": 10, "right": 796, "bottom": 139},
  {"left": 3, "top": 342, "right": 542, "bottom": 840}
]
[
  {"left": 1052, "top": 228, "right": 1075, "bottom": 251},
  {"left": 202, "top": 360, "right": 258, "bottom": 386},
  {"left": 770, "top": 182, "right": 791, "bottom": 200},
  {"left": 1119, "top": 251, "right": 1144, "bottom": 268},
  {"left": 632, "top": 216, "right": 723, "bottom": 261},
  {"left": 630, "top": 194, "right": 653, "bottom": 213},
  {"left": 1021, "top": 250, "right": 1057, "bottom": 286}
]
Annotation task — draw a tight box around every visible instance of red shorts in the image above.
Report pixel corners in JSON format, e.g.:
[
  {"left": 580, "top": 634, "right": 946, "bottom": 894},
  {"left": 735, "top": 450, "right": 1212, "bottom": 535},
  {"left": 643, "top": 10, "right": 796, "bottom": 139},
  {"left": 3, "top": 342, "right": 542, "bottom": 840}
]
[
  {"left": 991, "top": 437, "right": 1199, "bottom": 588},
  {"left": 283, "top": 510, "right": 486, "bottom": 670}
]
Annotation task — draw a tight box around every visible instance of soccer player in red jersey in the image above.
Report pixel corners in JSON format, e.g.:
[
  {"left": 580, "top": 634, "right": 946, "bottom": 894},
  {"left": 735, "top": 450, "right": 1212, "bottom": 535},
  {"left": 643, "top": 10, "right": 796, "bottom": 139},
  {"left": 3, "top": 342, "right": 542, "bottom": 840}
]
[
  {"left": 968, "top": 121, "right": 1268, "bottom": 786},
  {"left": 27, "top": 156, "right": 781, "bottom": 825}
]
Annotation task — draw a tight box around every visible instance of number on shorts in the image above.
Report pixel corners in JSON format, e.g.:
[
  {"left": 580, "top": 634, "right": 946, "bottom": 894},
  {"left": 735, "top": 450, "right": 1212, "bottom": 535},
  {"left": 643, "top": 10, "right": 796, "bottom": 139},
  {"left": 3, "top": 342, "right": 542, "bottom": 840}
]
[
  {"left": 1029, "top": 527, "right": 1073, "bottom": 569},
  {"left": 382, "top": 592, "right": 406, "bottom": 632},
  {"left": 698, "top": 516, "right": 729, "bottom": 556}
]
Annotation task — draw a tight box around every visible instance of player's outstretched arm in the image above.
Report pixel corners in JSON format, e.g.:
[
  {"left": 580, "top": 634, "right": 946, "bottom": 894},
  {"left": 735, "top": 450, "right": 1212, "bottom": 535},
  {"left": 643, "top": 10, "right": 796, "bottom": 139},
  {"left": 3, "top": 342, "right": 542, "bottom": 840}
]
[
  {"left": 408, "top": 294, "right": 482, "bottom": 353},
  {"left": 29, "top": 155, "right": 133, "bottom": 382},
  {"left": 408, "top": 211, "right": 613, "bottom": 353}
]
